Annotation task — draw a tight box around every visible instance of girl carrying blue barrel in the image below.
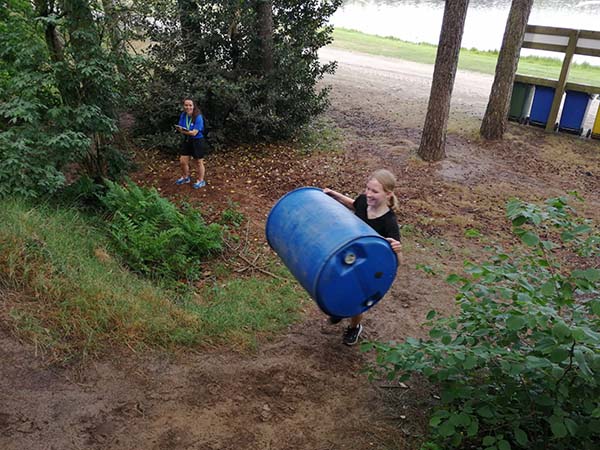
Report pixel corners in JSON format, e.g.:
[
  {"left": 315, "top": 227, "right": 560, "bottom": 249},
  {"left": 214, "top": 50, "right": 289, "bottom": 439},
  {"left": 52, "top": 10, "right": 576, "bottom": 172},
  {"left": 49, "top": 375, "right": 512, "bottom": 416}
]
[
  {"left": 323, "top": 169, "right": 402, "bottom": 345},
  {"left": 174, "top": 98, "right": 208, "bottom": 189}
]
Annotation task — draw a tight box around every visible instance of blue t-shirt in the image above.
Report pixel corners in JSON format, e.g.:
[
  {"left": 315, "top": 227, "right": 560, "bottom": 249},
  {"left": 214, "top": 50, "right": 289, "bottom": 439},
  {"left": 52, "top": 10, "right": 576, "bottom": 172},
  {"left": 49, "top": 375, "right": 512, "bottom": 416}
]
[{"left": 178, "top": 112, "right": 204, "bottom": 139}]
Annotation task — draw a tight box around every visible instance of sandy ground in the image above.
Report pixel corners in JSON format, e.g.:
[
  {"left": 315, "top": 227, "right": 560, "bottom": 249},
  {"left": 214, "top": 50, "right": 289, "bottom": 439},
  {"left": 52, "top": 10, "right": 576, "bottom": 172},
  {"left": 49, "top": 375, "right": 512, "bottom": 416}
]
[{"left": 1, "top": 47, "right": 599, "bottom": 450}]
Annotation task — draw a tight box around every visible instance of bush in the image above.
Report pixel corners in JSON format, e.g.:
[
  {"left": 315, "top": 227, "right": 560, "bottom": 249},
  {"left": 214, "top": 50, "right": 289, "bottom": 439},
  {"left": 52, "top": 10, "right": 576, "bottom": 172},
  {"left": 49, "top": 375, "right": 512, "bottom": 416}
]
[
  {"left": 219, "top": 199, "right": 246, "bottom": 228},
  {"left": 130, "top": 0, "right": 341, "bottom": 146},
  {"left": 0, "top": 0, "right": 132, "bottom": 199},
  {"left": 101, "top": 180, "right": 222, "bottom": 281},
  {"left": 366, "top": 196, "right": 600, "bottom": 450}
]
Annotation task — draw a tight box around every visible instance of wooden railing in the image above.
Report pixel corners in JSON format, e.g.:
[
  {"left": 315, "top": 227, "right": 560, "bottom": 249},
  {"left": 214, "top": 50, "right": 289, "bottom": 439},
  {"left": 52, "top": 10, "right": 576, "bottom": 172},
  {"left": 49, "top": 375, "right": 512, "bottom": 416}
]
[{"left": 518, "top": 25, "right": 600, "bottom": 131}]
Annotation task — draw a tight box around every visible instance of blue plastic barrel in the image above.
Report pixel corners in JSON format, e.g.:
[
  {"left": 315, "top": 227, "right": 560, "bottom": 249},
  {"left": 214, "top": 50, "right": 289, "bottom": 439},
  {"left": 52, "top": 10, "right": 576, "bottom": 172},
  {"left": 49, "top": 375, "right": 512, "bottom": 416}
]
[
  {"left": 558, "top": 90, "right": 592, "bottom": 135},
  {"left": 266, "top": 187, "right": 398, "bottom": 318},
  {"left": 529, "top": 85, "right": 556, "bottom": 127}
]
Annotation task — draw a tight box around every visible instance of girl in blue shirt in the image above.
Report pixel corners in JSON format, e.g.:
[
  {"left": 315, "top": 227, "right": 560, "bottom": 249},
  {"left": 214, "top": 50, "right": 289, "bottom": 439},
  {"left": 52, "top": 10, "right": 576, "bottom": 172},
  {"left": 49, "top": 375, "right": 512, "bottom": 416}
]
[{"left": 175, "top": 98, "right": 208, "bottom": 189}]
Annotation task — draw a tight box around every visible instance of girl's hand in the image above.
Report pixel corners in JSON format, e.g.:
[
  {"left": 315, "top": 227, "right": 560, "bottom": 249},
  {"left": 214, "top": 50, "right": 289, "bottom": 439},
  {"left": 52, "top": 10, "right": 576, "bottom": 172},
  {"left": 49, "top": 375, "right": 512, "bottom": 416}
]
[
  {"left": 386, "top": 238, "right": 402, "bottom": 255},
  {"left": 323, "top": 188, "right": 333, "bottom": 196}
]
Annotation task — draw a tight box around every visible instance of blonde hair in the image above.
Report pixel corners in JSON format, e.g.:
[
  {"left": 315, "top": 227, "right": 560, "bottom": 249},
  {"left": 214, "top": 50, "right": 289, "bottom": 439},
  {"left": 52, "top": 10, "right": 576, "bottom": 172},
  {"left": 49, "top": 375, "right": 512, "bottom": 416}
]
[{"left": 370, "top": 169, "right": 400, "bottom": 213}]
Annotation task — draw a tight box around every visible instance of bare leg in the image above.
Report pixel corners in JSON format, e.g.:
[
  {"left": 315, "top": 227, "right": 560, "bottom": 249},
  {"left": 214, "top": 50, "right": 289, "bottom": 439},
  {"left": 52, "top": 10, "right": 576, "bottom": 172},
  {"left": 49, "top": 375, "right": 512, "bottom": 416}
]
[
  {"left": 350, "top": 314, "right": 363, "bottom": 328},
  {"left": 180, "top": 155, "right": 191, "bottom": 178},
  {"left": 195, "top": 158, "right": 205, "bottom": 182}
]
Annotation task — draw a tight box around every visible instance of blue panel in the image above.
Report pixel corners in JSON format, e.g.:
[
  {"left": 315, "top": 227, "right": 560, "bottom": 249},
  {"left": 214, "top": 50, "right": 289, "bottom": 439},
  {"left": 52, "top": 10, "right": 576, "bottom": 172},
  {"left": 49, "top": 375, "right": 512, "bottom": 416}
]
[
  {"left": 529, "top": 86, "right": 555, "bottom": 127},
  {"left": 266, "top": 187, "right": 398, "bottom": 318},
  {"left": 559, "top": 90, "right": 591, "bottom": 134}
]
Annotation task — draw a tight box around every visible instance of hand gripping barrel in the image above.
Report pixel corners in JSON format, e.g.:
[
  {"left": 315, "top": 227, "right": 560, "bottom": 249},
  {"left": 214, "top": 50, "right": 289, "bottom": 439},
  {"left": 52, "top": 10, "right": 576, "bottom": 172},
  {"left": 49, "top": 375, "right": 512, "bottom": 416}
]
[{"left": 266, "top": 187, "right": 398, "bottom": 318}]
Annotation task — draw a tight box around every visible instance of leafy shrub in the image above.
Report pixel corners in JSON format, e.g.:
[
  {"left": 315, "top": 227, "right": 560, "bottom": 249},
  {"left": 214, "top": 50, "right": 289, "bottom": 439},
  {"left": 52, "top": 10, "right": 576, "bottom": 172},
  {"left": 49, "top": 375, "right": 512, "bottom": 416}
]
[
  {"left": 0, "top": 1, "right": 133, "bottom": 200},
  {"left": 130, "top": 0, "right": 341, "bottom": 146},
  {"left": 58, "top": 176, "right": 107, "bottom": 207},
  {"left": 0, "top": 1, "right": 83, "bottom": 198},
  {"left": 101, "top": 180, "right": 222, "bottom": 281},
  {"left": 366, "top": 196, "right": 600, "bottom": 450}
]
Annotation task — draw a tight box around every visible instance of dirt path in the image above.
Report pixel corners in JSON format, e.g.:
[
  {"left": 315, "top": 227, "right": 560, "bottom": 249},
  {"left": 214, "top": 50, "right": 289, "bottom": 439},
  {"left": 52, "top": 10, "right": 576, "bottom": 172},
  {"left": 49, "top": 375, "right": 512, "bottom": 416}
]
[{"left": 2, "top": 48, "right": 599, "bottom": 450}]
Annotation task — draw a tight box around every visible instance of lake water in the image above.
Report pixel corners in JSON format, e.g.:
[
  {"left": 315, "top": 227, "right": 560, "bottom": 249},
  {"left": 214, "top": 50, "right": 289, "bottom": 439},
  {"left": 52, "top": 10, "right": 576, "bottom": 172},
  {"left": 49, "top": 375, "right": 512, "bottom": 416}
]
[{"left": 331, "top": 0, "right": 600, "bottom": 65}]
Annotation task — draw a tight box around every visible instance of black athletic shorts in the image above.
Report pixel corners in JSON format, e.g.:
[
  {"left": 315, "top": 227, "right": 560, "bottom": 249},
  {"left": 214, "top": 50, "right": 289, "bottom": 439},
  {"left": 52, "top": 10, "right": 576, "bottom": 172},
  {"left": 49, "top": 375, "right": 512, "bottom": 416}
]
[{"left": 181, "top": 138, "right": 208, "bottom": 159}]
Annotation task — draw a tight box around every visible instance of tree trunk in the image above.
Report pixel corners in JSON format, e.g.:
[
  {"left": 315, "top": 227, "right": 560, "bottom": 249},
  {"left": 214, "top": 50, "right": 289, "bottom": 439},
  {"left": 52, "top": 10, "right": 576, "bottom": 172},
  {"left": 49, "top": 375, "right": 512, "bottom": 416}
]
[
  {"left": 255, "top": 0, "right": 273, "bottom": 75},
  {"left": 418, "top": 0, "right": 470, "bottom": 162},
  {"left": 101, "top": 0, "right": 123, "bottom": 53},
  {"left": 177, "top": 0, "right": 201, "bottom": 65},
  {"left": 34, "top": 0, "right": 64, "bottom": 62},
  {"left": 229, "top": 4, "right": 242, "bottom": 71},
  {"left": 480, "top": 0, "right": 533, "bottom": 140}
]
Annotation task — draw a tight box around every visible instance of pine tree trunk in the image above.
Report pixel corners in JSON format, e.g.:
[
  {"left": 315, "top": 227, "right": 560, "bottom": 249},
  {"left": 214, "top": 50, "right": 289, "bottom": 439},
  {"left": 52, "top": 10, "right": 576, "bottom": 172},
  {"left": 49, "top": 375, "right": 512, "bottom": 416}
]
[
  {"left": 480, "top": 0, "right": 533, "bottom": 140},
  {"left": 228, "top": 6, "right": 242, "bottom": 71},
  {"left": 418, "top": 0, "right": 470, "bottom": 162},
  {"left": 255, "top": 0, "right": 273, "bottom": 75}
]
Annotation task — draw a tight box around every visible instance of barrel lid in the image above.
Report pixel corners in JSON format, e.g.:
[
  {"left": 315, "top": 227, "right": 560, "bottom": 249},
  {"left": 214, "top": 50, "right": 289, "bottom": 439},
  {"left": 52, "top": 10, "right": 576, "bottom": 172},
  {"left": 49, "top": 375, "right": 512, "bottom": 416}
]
[{"left": 314, "top": 236, "right": 397, "bottom": 318}]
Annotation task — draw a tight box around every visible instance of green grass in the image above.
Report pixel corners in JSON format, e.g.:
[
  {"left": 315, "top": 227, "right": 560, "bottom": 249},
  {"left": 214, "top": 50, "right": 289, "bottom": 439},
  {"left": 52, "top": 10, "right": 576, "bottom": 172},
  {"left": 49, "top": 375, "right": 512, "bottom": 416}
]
[
  {"left": 332, "top": 28, "right": 600, "bottom": 86},
  {"left": 191, "top": 276, "right": 304, "bottom": 350},
  {"left": 0, "top": 199, "right": 305, "bottom": 359}
]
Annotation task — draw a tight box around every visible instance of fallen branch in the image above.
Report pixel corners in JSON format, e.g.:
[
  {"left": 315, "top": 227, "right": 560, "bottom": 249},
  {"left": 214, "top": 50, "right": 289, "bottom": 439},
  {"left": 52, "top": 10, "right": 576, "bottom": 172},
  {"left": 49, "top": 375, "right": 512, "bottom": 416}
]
[{"left": 223, "top": 239, "right": 287, "bottom": 281}]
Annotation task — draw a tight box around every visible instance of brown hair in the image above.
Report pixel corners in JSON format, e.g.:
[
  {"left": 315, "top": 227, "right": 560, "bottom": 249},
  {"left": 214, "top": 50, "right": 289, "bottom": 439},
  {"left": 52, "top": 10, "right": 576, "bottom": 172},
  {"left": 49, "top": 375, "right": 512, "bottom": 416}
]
[
  {"left": 182, "top": 98, "right": 202, "bottom": 121},
  {"left": 370, "top": 169, "right": 400, "bottom": 213}
]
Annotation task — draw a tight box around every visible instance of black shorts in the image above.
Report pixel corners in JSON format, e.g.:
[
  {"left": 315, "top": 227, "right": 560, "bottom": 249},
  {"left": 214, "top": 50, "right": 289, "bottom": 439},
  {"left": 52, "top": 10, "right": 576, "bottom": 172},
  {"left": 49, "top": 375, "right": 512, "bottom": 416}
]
[{"left": 181, "top": 138, "right": 208, "bottom": 159}]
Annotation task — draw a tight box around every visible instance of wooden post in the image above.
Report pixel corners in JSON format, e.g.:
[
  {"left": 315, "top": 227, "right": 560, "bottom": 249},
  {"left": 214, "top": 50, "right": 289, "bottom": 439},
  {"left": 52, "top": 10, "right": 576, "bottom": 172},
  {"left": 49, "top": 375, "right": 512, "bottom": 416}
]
[{"left": 545, "top": 30, "right": 580, "bottom": 132}]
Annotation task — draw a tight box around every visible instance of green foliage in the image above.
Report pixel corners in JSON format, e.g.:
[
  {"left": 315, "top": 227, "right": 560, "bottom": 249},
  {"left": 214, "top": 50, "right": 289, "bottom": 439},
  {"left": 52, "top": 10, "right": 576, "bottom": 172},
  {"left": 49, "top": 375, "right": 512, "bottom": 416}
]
[
  {"left": 219, "top": 199, "right": 245, "bottom": 228},
  {"left": 0, "top": 0, "right": 81, "bottom": 198},
  {"left": 130, "top": 0, "right": 342, "bottom": 146},
  {"left": 0, "top": 198, "right": 303, "bottom": 357},
  {"left": 0, "top": 0, "right": 134, "bottom": 200},
  {"left": 101, "top": 180, "right": 222, "bottom": 281},
  {"left": 366, "top": 196, "right": 600, "bottom": 450},
  {"left": 58, "top": 175, "right": 107, "bottom": 207},
  {"left": 0, "top": 197, "right": 202, "bottom": 357}
]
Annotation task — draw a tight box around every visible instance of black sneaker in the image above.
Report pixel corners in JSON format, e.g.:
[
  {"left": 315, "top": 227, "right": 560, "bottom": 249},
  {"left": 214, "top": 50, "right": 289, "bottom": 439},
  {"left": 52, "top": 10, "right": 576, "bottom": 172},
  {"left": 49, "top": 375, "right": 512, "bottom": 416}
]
[
  {"left": 328, "top": 316, "right": 342, "bottom": 325},
  {"left": 342, "top": 324, "right": 363, "bottom": 346}
]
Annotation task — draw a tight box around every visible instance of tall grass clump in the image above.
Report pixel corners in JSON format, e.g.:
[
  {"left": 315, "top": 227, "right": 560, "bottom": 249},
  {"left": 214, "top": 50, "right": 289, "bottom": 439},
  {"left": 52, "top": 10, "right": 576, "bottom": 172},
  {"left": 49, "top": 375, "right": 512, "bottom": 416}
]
[
  {"left": 192, "top": 274, "right": 306, "bottom": 350},
  {"left": 0, "top": 199, "right": 202, "bottom": 358}
]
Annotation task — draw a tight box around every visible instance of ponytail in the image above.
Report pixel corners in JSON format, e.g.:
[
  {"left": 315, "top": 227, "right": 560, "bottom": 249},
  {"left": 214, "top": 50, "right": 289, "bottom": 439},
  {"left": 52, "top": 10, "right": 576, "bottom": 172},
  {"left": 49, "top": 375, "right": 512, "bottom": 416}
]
[{"left": 388, "top": 192, "right": 400, "bottom": 214}]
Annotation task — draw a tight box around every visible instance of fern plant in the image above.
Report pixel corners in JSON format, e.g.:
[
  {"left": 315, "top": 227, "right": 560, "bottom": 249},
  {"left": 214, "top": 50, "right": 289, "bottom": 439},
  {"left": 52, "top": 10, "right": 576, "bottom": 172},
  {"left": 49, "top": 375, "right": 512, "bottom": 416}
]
[{"left": 101, "top": 180, "right": 222, "bottom": 281}]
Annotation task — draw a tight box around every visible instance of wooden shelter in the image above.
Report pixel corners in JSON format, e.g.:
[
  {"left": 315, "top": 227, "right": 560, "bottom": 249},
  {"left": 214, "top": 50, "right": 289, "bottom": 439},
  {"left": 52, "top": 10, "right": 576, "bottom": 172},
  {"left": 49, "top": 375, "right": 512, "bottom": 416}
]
[{"left": 514, "top": 25, "right": 600, "bottom": 132}]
